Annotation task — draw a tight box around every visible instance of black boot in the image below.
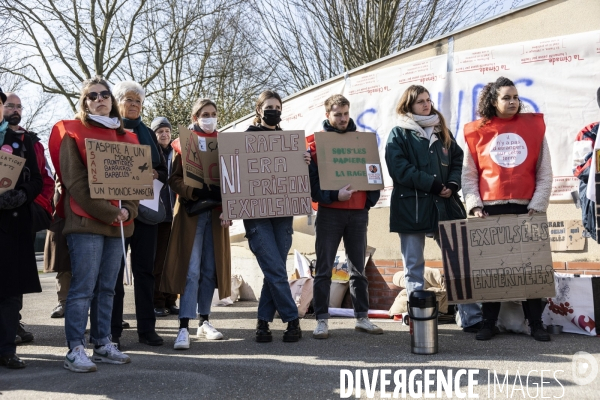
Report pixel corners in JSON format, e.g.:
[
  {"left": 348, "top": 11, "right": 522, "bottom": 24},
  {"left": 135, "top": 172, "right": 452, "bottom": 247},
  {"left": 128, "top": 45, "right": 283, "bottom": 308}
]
[
  {"left": 530, "top": 320, "right": 551, "bottom": 342},
  {"left": 256, "top": 320, "right": 272, "bottom": 343},
  {"left": 475, "top": 319, "right": 497, "bottom": 341},
  {"left": 283, "top": 318, "right": 302, "bottom": 342}
]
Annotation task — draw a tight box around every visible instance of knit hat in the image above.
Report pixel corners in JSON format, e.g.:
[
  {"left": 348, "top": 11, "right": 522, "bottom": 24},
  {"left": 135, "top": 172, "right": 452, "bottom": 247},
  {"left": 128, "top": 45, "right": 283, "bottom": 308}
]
[
  {"left": 151, "top": 116, "right": 172, "bottom": 132},
  {"left": 0, "top": 87, "right": 6, "bottom": 104}
]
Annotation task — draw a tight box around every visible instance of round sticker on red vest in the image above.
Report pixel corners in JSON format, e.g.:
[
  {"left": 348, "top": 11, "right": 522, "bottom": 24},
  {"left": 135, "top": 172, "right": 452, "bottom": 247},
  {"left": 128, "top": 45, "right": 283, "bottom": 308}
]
[{"left": 488, "top": 133, "right": 528, "bottom": 168}]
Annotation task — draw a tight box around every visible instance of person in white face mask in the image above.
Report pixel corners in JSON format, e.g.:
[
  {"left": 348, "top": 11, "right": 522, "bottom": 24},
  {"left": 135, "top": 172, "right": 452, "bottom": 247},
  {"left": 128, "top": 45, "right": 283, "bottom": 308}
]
[{"left": 159, "top": 98, "right": 232, "bottom": 350}]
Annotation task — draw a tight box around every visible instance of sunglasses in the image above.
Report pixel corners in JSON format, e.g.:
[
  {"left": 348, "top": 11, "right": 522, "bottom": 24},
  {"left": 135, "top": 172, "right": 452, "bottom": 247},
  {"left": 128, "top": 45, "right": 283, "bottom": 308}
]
[{"left": 86, "top": 90, "right": 111, "bottom": 101}]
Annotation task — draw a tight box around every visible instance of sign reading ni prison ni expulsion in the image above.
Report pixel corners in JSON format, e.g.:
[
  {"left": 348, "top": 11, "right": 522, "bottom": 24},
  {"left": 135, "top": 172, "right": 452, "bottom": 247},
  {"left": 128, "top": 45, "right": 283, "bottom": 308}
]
[
  {"left": 439, "top": 214, "right": 556, "bottom": 304},
  {"left": 218, "top": 130, "right": 312, "bottom": 220}
]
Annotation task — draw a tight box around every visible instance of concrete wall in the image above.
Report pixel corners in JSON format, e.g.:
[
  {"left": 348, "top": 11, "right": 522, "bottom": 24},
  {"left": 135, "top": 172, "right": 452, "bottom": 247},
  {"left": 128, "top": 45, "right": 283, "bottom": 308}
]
[{"left": 230, "top": 0, "right": 600, "bottom": 300}]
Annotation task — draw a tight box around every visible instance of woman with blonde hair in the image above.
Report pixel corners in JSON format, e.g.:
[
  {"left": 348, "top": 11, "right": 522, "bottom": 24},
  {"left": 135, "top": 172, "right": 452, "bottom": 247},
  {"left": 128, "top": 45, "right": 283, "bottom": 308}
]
[
  {"left": 385, "top": 84, "right": 466, "bottom": 302},
  {"left": 49, "top": 76, "right": 137, "bottom": 372},
  {"left": 161, "top": 98, "right": 231, "bottom": 350}
]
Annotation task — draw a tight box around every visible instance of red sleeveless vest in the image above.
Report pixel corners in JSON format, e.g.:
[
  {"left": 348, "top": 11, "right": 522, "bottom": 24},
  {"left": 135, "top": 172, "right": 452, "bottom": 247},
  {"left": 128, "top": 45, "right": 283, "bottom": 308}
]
[
  {"left": 463, "top": 113, "right": 545, "bottom": 201},
  {"left": 49, "top": 120, "right": 139, "bottom": 226},
  {"left": 305, "top": 133, "right": 367, "bottom": 210}
]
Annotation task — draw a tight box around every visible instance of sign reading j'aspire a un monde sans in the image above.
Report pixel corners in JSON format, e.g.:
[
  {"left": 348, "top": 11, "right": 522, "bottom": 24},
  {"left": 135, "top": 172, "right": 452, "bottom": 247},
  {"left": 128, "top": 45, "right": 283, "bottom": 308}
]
[
  {"left": 314, "top": 131, "right": 384, "bottom": 191},
  {"left": 439, "top": 213, "right": 556, "bottom": 304},
  {"left": 218, "top": 130, "right": 311, "bottom": 220},
  {"left": 0, "top": 152, "right": 25, "bottom": 195},
  {"left": 85, "top": 139, "right": 154, "bottom": 200},
  {"left": 178, "top": 125, "right": 220, "bottom": 189}
]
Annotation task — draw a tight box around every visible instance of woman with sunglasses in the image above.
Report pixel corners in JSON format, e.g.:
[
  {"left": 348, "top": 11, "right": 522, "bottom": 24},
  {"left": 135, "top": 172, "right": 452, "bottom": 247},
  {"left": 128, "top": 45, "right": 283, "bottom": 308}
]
[{"left": 49, "top": 76, "right": 138, "bottom": 372}]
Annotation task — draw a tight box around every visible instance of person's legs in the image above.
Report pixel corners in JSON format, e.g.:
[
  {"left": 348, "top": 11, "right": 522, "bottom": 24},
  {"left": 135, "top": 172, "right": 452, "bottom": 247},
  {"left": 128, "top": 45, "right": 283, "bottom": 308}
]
[
  {"left": 400, "top": 233, "right": 426, "bottom": 296},
  {"left": 89, "top": 237, "right": 125, "bottom": 347},
  {"left": 342, "top": 209, "right": 370, "bottom": 318},
  {"left": 65, "top": 233, "right": 104, "bottom": 349},
  {"left": 523, "top": 298, "right": 550, "bottom": 341},
  {"left": 476, "top": 302, "right": 501, "bottom": 340},
  {"left": 313, "top": 208, "right": 346, "bottom": 321},
  {"left": 457, "top": 303, "right": 483, "bottom": 331},
  {"left": 110, "top": 239, "right": 130, "bottom": 340},
  {"left": 179, "top": 214, "right": 206, "bottom": 321},
  {"left": 153, "top": 222, "right": 171, "bottom": 309},
  {"left": 129, "top": 221, "right": 158, "bottom": 335},
  {"left": 57, "top": 272, "right": 72, "bottom": 307},
  {"left": 0, "top": 296, "right": 22, "bottom": 357},
  {"left": 196, "top": 214, "right": 216, "bottom": 317}
]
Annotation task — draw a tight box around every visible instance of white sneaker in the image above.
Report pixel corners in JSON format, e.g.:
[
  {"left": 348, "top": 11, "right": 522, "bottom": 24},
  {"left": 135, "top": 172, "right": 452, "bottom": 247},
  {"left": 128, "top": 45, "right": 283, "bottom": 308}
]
[
  {"left": 197, "top": 321, "right": 224, "bottom": 340},
  {"left": 355, "top": 317, "right": 383, "bottom": 334},
  {"left": 174, "top": 328, "right": 190, "bottom": 350},
  {"left": 312, "top": 319, "right": 329, "bottom": 339},
  {"left": 64, "top": 345, "right": 97, "bottom": 373},
  {"left": 92, "top": 343, "right": 131, "bottom": 364}
]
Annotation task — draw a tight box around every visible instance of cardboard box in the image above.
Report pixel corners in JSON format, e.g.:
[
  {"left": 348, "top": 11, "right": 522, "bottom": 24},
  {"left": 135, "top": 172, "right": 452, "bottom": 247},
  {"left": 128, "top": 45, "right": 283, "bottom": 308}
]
[
  {"left": 0, "top": 152, "right": 25, "bottom": 195},
  {"left": 439, "top": 213, "right": 556, "bottom": 304},
  {"left": 178, "top": 125, "right": 220, "bottom": 188},
  {"left": 314, "top": 131, "right": 384, "bottom": 191},
  {"left": 218, "top": 130, "right": 311, "bottom": 220},
  {"left": 85, "top": 139, "right": 154, "bottom": 200}
]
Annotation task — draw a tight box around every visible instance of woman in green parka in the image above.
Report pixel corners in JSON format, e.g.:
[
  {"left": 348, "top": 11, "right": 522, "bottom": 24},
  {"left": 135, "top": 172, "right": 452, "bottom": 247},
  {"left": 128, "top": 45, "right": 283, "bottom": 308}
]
[{"left": 385, "top": 85, "right": 466, "bottom": 297}]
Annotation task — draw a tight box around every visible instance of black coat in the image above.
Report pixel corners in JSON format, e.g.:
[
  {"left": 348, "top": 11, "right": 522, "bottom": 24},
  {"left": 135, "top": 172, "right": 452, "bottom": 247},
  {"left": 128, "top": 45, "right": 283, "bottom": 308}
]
[{"left": 0, "top": 128, "right": 43, "bottom": 297}]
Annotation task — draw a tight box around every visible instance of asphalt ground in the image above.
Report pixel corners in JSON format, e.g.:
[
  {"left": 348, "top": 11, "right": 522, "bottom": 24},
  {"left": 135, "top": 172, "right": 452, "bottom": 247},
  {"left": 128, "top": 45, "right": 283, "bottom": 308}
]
[{"left": 0, "top": 273, "right": 599, "bottom": 399}]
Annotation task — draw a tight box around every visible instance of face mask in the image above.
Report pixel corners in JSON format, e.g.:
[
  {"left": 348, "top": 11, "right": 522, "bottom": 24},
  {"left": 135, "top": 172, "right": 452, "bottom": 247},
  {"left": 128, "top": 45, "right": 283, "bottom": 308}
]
[
  {"left": 262, "top": 109, "right": 281, "bottom": 127},
  {"left": 199, "top": 117, "right": 217, "bottom": 133}
]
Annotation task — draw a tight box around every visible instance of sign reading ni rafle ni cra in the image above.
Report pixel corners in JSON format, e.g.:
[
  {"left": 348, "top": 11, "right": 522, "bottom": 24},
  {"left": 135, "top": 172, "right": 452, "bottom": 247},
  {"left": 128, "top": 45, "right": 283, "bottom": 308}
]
[
  {"left": 439, "top": 213, "right": 555, "bottom": 304},
  {"left": 85, "top": 139, "right": 154, "bottom": 200},
  {"left": 0, "top": 152, "right": 25, "bottom": 195},
  {"left": 178, "top": 125, "right": 220, "bottom": 189},
  {"left": 314, "top": 131, "right": 384, "bottom": 191},
  {"left": 218, "top": 130, "right": 311, "bottom": 220}
]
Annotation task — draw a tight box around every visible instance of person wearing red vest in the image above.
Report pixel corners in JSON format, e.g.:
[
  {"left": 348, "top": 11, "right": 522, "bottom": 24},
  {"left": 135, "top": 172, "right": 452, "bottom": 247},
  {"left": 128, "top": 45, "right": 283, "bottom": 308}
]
[
  {"left": 308, "top": 94, "right": 382, "bottom": 339},
  {"left": 462, "top": 76, "right": 552, "bottom": 342},
  {"left": 49, "top": 76, "right": 137, "bottom": 372}
]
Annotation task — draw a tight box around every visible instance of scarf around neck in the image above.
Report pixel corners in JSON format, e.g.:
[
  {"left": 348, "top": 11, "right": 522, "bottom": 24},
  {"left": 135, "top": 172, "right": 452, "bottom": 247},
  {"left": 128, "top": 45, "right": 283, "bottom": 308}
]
[
  {"left": 124, "top": 117, "right": 160, "bottom": 168},
  {"left": 87, "top": 114, "right": 121, "bottom": 129},
  {"left": 396, "top": 113, "right": 441, "bottom": 141},
  {"left": 322, "top": 118, "right": 357, "bottom": 133}
]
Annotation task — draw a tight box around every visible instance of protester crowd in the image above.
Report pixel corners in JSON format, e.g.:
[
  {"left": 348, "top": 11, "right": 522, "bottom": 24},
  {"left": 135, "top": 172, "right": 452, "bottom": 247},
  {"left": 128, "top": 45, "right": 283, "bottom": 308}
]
[{"left": 3, "top": 75, "right": 594, "bottom": 372}]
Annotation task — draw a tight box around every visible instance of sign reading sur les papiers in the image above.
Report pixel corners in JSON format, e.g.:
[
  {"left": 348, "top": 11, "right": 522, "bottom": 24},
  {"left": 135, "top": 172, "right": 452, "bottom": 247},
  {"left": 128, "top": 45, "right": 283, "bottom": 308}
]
[
  {"left": 218, "top": 130, "right": 311, "bottom": 220},
  {"left": 85, "top": 139, "right": 154, "bottom": 200},
  {"left": 439, "top": 214, "right": 555, "bottom": 304}
]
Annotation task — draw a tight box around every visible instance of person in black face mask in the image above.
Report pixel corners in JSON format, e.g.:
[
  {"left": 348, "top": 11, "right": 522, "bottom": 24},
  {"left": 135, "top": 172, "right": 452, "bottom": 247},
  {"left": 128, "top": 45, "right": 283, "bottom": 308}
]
[{"left": 244, "top": 90, "right": 307, "bottom": 343}]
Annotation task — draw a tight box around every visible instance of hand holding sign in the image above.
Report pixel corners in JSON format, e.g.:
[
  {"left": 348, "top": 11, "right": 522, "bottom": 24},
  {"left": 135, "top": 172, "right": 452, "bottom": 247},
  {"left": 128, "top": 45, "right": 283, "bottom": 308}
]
[
  {"left": 0, "top": 152, "right": 25, "bottom": 195},
  {"left": 337, "top": 184, "right": 356, "bottom": 201}
]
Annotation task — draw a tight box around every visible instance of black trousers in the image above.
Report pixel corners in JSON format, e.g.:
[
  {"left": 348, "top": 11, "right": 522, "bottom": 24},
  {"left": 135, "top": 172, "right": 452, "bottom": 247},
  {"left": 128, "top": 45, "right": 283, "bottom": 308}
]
[
  {"left": 480, "top": 203, "right": 546, "bottom": 323},
  {"left": 313, "top": 207, "right": 370, "bottom": 320},
  {"left": 153, "top": 222, "right": 178, "bottom": 308},
  {"left": 0, "top": 296, "right": 22, "bottom": 356},
  {"left": 111, "top": 220, "right": 158, "bottom": 338}
]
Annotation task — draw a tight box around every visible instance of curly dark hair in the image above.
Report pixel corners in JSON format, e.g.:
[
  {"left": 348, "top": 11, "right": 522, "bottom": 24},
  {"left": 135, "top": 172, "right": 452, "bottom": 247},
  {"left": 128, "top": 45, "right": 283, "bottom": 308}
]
[{"left": 476, "top": 76, "right": 522, "bottom": 124}]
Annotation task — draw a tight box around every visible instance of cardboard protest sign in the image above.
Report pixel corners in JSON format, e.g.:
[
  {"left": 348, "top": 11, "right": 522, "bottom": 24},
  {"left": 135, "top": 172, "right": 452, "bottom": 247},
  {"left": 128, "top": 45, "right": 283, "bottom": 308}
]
[
  {"left": 0, "top": 152, "right": 25, "bottom": 195},
  {"left": 218, "top": 130, "right": 311, "bottom": 220},
  {"left": 548, "top": 220, "right": 586, "bottom": 251},
  {"left": 314, "top": 131, "right": 384, "bottom": 191},
  {"left": 439, "top": 214, "right": 556, "bottom": 304},
  {"left": 85, "top": 139, "right": 154, "bottom": 200},
  {"left": 178, "top": 126, "right": 220, "bottom": 189}
]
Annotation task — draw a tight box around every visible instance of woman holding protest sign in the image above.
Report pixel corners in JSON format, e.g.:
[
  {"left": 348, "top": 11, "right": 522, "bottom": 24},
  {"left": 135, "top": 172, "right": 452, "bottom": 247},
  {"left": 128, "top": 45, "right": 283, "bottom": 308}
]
[
  {"left": 244, "top": 90, "right": 306, "bottom": 343},
  {"left": 160, "top": 98, "right": 231, "bottom": 350},
  {"left": 462, "top": 76, "right": 552, "bottom": 342},
  {"left": 385, "top": 85, "right": 467, "bottom": 315},
  {"left": 49, "top": 76, "right": 137, "bottom": 372},
  {"left": 0, "top": 87, "right": 42, "bottom": 369},
  {"left": 109, "top": 81, "right": 168, "bottom": 348}
]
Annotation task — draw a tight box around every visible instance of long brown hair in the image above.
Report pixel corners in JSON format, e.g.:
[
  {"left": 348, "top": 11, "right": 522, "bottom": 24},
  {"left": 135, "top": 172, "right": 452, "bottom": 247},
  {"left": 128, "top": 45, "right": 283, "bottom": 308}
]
[
  {"left": 396, "top": 85, "right": 451, "bottom": 148},
  {"left": 253, "top": 90, "right": 282, "bottom": 125},
  {"left": 75, "top": 76, "right": 125, "bottom": 134}
]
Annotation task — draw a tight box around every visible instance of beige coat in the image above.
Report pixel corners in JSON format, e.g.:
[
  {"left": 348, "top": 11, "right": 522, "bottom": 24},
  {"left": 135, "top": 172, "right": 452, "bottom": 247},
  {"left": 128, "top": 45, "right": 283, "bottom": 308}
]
[{"left": 159, "top": 152, "right": 231, "bottom": 299}]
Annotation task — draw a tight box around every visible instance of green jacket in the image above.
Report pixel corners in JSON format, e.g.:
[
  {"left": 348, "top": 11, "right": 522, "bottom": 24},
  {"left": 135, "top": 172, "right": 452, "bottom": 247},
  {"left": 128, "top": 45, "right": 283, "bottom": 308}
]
[{"left": 385, "top": 126, "right": 465, "bottom": 233}]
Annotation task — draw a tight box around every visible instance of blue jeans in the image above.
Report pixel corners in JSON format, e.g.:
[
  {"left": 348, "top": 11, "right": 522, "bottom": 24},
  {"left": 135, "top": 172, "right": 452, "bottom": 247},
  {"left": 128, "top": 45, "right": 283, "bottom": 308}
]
[
  {"left": 399, "top": 233, "right": 426, "bottom": 296},
  {"left": 65, "top": 233, "right": 122, "bottom": 349},
  {"left": 244, "top": 217, "right": 297, "bottom": 323},
  {"left": 457, "top": 303, "right": 482, "bottom": 327},
  {"left": 179, "top": 210, "right": 216, "bottom": 319}
]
